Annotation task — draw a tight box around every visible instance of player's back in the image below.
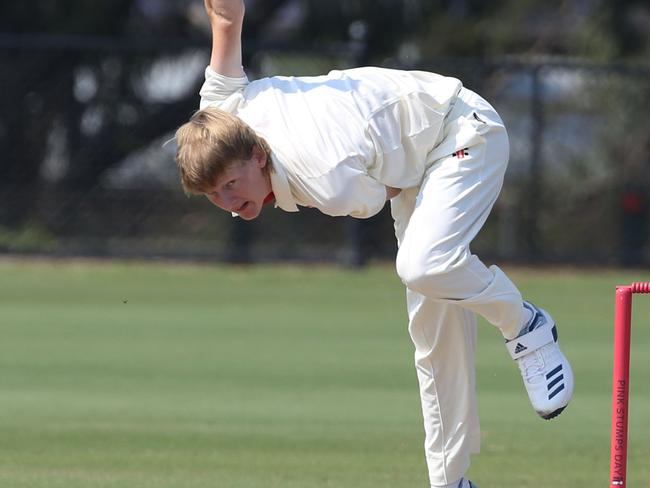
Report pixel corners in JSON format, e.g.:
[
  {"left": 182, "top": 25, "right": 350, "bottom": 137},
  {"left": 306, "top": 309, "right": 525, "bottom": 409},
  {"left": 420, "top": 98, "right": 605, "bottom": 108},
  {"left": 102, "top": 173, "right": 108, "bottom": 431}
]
[{"left": 238, "top": 67, "right": 463, "bottom": 187}]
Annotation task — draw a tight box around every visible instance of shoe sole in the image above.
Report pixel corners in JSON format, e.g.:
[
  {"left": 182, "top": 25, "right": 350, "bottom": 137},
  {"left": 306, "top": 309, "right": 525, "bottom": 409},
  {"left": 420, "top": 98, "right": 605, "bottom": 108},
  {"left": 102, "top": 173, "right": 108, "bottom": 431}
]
[{"left": 541, "top": 406, "right": 566, "bottom": 420}]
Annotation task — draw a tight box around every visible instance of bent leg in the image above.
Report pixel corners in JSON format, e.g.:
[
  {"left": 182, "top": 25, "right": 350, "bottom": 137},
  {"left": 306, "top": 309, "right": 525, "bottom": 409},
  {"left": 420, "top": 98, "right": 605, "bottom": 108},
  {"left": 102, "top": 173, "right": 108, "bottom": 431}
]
[{"left": 394, "top": 90, "right": 524, "bottom": 339}]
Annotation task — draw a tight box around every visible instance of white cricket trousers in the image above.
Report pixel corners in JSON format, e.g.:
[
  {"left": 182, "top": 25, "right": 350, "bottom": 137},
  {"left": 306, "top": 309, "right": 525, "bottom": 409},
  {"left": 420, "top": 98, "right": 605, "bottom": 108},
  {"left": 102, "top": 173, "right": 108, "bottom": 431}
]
[{"left": 390, "top": 88, "right": 525, "bottom": 487}]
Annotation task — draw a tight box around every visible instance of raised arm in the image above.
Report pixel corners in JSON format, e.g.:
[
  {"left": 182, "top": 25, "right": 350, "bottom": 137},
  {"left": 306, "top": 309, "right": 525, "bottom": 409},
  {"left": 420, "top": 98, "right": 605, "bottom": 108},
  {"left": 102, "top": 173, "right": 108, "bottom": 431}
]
[{"left": 204, "top": 0, "right": 245, "bottom": 77}]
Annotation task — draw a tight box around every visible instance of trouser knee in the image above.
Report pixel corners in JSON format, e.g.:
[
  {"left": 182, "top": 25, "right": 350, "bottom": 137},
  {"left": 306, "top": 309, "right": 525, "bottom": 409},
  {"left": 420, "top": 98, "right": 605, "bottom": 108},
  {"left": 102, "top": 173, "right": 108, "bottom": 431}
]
[{"left": 396, "top": 246, "right": 471, "bottom": 299}]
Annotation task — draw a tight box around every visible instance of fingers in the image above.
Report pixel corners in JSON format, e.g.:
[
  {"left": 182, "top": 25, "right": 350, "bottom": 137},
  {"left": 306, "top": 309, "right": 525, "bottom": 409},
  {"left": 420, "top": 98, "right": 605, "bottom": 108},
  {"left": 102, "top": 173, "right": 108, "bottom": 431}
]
[{"left": 204, "top": 0, "right": 245, "bottom": 21}]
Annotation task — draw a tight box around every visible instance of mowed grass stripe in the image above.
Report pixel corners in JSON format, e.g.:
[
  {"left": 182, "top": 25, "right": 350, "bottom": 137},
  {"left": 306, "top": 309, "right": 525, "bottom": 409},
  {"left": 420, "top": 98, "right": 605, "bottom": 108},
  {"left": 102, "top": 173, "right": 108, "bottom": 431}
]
[{"left": 0, "top": 260, "right": 649, "bottom": 487}]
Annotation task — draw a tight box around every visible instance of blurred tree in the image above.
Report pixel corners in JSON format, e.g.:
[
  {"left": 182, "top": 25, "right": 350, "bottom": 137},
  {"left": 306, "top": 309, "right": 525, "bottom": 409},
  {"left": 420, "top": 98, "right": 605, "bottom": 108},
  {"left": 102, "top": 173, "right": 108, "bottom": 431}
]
[
  {"left": 0, "top": 0, "right": 304, "bottom": 230},
  {"left": 0, "top": 0, "right": 648, "bottom": 236},
  {"left": 569, "top": 0, "right": 649, "bottom": 59},
  {"left": 0, "top": 1, "right": 193, "bottom": 229},
  {"left": 573, "top": 0, "right": 650, "bottom": 263}
]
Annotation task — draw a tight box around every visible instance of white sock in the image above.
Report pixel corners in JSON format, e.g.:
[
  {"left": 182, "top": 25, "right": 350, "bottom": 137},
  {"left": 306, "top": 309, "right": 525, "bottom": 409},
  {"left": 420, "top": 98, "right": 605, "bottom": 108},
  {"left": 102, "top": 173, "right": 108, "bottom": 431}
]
[
  {"left": 503, "top": 304, "right": 534, "bottom": 341},
  {"left": 520, "top": 306, "right": 534, "bottom": 333}
]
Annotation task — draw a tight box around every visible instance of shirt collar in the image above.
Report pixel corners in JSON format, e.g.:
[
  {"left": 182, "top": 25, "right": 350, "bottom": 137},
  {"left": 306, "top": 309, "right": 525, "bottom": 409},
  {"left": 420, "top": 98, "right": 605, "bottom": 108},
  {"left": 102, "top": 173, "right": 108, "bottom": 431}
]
[{"left": 269, "top": 154, "right": 299, "bottom": 212}]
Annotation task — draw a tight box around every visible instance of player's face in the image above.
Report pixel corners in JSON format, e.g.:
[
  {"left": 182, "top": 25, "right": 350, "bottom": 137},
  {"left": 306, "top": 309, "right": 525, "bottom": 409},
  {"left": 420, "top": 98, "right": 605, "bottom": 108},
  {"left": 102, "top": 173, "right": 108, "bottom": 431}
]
[{"left": 204, "top": 148, "right": 272, "bottom": 221}]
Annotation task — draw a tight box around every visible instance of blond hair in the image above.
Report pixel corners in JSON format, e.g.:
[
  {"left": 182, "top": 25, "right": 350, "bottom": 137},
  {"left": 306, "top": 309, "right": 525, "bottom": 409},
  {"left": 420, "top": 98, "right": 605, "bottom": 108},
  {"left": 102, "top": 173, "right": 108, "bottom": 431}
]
[{"left": 174, "top": 107, "right": 272, "bottom": 194}]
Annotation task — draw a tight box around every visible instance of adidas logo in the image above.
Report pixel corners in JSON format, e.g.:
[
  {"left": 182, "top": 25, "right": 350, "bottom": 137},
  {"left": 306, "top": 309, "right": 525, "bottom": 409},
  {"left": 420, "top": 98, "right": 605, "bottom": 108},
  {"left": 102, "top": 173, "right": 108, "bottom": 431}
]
[
  {"left": 514, "top": 342, "right": 527, "bottom": 354},
  {"left": 546, "top": 364, "right": 565, "bottom": 400}
]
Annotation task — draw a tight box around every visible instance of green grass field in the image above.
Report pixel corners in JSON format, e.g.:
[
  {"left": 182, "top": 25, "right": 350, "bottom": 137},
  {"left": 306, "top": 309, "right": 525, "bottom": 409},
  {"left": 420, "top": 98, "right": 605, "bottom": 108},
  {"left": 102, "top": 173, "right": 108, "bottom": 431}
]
[{"left": 1, "top": 259, "right": 649, "bottom": 488}]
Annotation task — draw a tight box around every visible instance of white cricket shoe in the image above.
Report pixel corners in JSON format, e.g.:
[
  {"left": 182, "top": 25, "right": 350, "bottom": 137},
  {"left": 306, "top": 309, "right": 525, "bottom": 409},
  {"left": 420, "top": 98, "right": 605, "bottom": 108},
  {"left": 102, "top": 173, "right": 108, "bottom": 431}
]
[
  {"left": 506, "top": 302, "right": 574, "bottom": 419},
  {"left": 457, "top": 478, "right": 478, "bottom": 488}
]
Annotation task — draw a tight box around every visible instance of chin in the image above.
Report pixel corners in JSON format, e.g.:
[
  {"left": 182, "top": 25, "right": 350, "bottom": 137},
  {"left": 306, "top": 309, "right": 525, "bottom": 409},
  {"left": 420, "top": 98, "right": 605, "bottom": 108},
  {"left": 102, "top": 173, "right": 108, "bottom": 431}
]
[{"left": 238, "top": 207, "right": 260, "bottom": 221}]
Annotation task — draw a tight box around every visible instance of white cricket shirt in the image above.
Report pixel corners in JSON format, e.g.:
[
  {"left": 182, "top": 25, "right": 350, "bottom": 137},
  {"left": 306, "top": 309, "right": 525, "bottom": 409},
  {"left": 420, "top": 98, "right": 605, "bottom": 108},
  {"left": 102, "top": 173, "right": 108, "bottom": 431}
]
[{"left": 199, "top": 66, "right": 462, "bottom": 218}]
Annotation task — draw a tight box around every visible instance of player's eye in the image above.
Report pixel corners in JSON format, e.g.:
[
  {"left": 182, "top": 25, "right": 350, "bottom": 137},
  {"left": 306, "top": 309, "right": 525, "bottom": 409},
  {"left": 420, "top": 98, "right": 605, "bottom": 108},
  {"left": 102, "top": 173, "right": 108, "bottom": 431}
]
[{"left": 225, "top": 179, "right": 236, "bottom": 189}]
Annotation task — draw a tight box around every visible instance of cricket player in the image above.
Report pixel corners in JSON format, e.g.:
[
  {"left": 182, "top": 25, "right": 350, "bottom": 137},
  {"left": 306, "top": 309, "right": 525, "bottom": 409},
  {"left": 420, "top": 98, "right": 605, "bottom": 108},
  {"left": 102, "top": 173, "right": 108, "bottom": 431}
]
[{"left": 174, "top": 1, "right": 574, "bottom": 486}]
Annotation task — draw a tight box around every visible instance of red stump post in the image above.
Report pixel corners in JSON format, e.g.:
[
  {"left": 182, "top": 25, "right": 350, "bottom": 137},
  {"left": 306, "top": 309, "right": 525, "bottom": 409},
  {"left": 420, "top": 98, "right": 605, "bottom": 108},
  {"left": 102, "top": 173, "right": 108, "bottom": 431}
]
[{"left": 610, "top": 282, "right": 650, "bottom": 488}]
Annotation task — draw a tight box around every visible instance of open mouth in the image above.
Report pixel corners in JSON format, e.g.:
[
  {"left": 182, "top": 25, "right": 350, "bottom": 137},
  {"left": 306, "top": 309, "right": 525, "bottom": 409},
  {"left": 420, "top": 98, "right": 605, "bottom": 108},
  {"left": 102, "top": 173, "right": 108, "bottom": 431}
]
[{"left": 236, "top": 201, "right": 250, "bottom": 213}]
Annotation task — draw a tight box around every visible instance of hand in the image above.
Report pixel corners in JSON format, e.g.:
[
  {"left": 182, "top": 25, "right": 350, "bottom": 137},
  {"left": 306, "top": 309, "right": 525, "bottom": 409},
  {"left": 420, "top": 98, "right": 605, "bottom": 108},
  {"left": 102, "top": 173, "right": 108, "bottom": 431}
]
[
  {"left": 204, "top": 0, "right": 245, "bottom": 23},
  {"left": 203, "top": 0, "right": 218, "bottom": 18},
  {"left": 204, "top": 0, "right": 245, "bottom": 77}
]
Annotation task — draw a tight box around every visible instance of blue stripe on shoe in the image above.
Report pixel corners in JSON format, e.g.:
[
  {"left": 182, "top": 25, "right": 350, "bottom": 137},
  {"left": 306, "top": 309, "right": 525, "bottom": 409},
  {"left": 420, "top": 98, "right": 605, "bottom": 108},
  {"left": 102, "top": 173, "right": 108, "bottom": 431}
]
[
  {"left": 546, "top": 364, "right": 562, "bottom": 380},
  {"left": 548, "top": 383, "right": 565, "bottom": 400},
  {"left": 529, "top": 311, "right": 544, "bottom": 332},
  {"left": 548, "top": 374, "right": 564, "bottom": 390},
  {"left": 522, "top": 302, "right": 544, "bottom": 333}
]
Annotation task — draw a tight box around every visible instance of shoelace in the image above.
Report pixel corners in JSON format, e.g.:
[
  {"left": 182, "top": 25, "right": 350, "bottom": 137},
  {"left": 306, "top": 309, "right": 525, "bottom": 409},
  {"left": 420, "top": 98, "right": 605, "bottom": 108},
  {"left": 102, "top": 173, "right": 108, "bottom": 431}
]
[{"left": 520, "top": 350, "right": 545, "bottom": 383}]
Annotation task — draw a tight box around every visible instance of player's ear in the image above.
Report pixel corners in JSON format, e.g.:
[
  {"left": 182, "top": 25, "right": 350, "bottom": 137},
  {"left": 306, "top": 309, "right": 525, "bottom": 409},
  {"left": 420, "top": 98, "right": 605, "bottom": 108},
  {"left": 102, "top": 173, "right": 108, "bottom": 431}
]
[{"left": 252, "top": 144, "right": 267, "bottom": 168}]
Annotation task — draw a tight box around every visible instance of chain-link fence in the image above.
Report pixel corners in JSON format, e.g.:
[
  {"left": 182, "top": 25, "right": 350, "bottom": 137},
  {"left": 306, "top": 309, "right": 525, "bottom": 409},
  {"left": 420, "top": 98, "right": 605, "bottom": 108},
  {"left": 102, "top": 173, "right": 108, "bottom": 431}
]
[{"left": 1, "top": 34, "right": 648, "bottom": 265}]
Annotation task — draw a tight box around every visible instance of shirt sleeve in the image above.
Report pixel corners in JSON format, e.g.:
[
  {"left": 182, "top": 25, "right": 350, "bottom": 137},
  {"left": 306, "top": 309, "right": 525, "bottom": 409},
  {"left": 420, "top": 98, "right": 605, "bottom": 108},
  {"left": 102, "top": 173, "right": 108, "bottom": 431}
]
[
  {"left": 311, "top": 159, "right": 388, "bottom": 219},
  {"left": 199, "top": 66, "right": 249, "bottom": 110}
]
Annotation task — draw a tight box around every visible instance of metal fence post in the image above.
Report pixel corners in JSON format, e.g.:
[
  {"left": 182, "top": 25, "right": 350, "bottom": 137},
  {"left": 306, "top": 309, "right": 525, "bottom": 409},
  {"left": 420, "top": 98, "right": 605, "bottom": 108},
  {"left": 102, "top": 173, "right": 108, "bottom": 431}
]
[{"left": 526, "top": 64, "right": 544, "bottom": 261}]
